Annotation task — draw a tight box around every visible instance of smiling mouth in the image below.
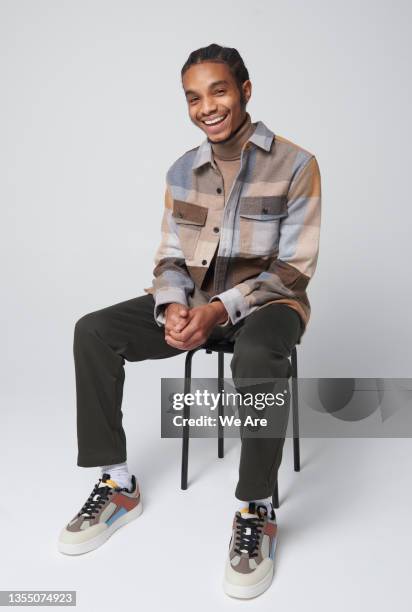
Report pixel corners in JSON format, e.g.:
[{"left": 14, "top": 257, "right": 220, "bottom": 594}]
[{"left": 201, "top": 113, "right": 229, "bottom": 127}]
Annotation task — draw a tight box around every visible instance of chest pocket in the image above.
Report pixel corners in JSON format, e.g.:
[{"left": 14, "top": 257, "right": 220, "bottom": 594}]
[
  {"left": 172, "top": 200, "right": 208, "bottom": 261},
  {"left": 238, "top": 195, "right": 288, "bottom": 255}
]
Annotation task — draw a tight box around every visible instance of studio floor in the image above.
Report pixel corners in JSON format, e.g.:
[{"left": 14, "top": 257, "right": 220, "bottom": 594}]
[{"left": 1, "top": 393, "right": 411, "bottom": 612}]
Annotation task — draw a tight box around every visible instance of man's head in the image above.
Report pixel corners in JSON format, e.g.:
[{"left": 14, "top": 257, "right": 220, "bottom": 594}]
[{"left": 181, "top": 43, "right": 252, "bottom": 143}]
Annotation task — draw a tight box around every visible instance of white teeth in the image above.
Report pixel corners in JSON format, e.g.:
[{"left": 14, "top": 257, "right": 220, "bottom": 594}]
[{"left": 203, "top": 114, "right": 226, "bottom": 125}]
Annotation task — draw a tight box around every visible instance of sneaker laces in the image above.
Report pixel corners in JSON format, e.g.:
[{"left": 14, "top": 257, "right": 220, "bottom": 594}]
[
  {"left": 233, "top": 502, "right": 268, "bottom": 558},
  {"left": 78, "top": 473, "right": 121, "bottom": 518}
]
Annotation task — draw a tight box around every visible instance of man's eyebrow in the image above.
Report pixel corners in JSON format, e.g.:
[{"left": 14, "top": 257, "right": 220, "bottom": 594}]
[{"left": 184, "top": 80, "right": 230, "bottom": 97}]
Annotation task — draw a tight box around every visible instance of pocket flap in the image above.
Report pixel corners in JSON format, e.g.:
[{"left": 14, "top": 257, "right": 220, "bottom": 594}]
[
  {"left": 239, "top": 195, "right": 288, "bottom": 220},
  {"left": 172, "top": 200, "right": 208, "bottom": 226}
]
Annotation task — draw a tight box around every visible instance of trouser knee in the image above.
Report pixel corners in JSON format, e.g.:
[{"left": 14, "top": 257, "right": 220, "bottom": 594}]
[
  {"left": 73, "top": 311, "right": 108, "bottom": 346},
  {"left": 230, "top": 344, "right": 291, "bottom": 380}
]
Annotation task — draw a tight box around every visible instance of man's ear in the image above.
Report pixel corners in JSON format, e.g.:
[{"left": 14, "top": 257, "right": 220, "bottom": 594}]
[{"left": 242, "top": 79, "right": 252, "bottom": 104}]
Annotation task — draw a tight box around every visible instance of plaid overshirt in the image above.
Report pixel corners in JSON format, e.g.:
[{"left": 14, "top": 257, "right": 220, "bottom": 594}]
[{"left": 144, "top": 119, "right": 321, "bottom": 340}]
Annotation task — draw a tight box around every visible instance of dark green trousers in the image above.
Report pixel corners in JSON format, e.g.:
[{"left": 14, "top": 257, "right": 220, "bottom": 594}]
[{"left": 74, "top": 293, "right": 303, "bottom": 500}]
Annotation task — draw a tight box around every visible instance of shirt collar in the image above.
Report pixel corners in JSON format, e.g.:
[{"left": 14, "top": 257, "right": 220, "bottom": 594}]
[{"left": 191, "top": 119, "right": 275, "bottom": 171}]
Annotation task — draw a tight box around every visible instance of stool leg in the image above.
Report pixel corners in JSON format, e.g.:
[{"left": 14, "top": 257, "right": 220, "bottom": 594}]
[
  {"left": 291, "top": 347, "right": 300, "bottom": 472},
  {"left": 181, "top": 349, "right": 196, "bottom": 490},
  {"left": 218, "top": 351, "right": 224, "bottom": 458},
  {"left": 272, "top": 479, "right": 279, "bottom": 509}
]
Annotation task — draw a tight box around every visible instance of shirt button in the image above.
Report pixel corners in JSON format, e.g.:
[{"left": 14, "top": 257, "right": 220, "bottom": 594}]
[
  {"left": 216, "top": 187, "right": 222, "bottom": 194},
  {"left": 235, "top": 310, "right": 241, "bottom": 317},
  {"left": 213, "top": 226, "right": 219, "bottom": 233},
  {"left": 202, "top": 259, "right": 207, "bottom": 265}
]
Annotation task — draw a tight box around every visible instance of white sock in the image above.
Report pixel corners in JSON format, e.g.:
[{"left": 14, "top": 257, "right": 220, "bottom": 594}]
[
  {"left": 100, "top": 462, "right": 133, "bottom": 491},
  {"left": 238, "top": 496, "right": 274, "bottom": 516}
]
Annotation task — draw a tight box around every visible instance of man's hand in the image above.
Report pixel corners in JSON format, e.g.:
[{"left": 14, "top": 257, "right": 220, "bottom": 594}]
[
  {"left": 165, "top": 301, "right": 228, "bottom": 351},
  {"left": 164, "top": 303, "right": 190, "bottom": 336}
]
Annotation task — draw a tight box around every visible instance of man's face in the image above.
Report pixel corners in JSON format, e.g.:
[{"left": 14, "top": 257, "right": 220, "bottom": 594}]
[{"left": 182, "top": 61, "right": 251, "bottom": 142}]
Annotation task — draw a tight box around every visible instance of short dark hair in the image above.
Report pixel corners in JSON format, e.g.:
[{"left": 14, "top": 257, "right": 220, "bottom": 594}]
[{"left": 181, "top": 43, "right": 250, "bottom": 104}]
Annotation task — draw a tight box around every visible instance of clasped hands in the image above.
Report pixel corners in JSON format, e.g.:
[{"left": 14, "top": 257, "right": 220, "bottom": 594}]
[{"left": 164, "top": 301, "right": 228, "bottom": 351}]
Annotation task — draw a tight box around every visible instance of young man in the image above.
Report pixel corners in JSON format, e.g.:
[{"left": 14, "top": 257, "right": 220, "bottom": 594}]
[{"left": 58, "top": 43, "right": 321, "bottom": 600}]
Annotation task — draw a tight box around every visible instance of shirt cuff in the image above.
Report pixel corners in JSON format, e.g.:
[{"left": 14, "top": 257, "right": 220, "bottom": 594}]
[
  {"left": 154, "top": 288, "right": 188, "bottom": 327},
  {"left": 208, "top": 289, "right": 248, "bottom": 326}
]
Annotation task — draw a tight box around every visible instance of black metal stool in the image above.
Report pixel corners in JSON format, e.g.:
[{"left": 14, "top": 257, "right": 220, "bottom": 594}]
[{"left": 180, "top": 339, "right": 300, "bottom": 509}]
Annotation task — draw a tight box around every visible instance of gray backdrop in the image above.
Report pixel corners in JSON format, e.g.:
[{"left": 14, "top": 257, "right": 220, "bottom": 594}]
[{"left": 2, "top": 0, "right": 411, "bottom": 403}]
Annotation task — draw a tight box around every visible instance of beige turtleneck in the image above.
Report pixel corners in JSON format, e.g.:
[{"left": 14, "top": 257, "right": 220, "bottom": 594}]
[{"left": 201, "top": 112, "right": 256, "bottom": 297}]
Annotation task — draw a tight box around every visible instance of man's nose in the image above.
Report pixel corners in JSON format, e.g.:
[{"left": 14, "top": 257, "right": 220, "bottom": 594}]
[{"left": 200, "top": 97, "right": 218, "bottom": 116}]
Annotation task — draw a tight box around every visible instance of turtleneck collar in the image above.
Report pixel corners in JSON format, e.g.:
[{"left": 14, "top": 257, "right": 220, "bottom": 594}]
[{"left": 208, "top": 112, "right": 256, "bottom": 161}]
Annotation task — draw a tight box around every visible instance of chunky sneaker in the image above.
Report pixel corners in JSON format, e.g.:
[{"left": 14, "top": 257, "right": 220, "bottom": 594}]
[
  {"left": 58, "top": 472, "right": 142, "bottom": 555},
  {"left": 223, "top": 502, "right": 278, "bottom": 599}
]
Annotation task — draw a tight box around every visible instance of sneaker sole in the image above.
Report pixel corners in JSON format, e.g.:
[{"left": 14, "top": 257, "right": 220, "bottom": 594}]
[
  {"left": 223, "top": 566, "right": 274, "bottom": 599},
  {"left": 223, "top": 536, "right": 277, "bottom": 599},
  {"left": 58, "top": 499, "right": 143, "bottom": 556}
]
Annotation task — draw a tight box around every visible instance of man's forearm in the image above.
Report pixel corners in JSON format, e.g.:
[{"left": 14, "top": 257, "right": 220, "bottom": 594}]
[{"left": 208, "top": 299, "right": 230, "bottom": 326}]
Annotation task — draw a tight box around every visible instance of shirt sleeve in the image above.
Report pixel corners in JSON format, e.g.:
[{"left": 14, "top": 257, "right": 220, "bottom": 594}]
[
  {"left": 149, "top": 177, "right": 195, "bottom": 327},
  {"left": 208, "top": 155, "right": 322, "bottom": 325}
]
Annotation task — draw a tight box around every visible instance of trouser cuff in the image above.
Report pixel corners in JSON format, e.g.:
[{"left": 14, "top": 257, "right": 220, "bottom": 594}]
[{"left": 77, "top": 452, "right": 127, "bottom": 468}]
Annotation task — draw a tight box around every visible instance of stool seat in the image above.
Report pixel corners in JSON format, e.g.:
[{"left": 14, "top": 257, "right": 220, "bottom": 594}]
[{"left": 203, "top": 339, "right": 235, "bottom": 354}]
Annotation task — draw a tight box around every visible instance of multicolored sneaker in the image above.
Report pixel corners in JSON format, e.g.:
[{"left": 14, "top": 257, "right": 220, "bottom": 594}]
[
  {"left": 223, "top": 502, "right": 278, "bottom": 599},
  {"left": 58, "top": 472, "right": 142, "bottom": 555}
]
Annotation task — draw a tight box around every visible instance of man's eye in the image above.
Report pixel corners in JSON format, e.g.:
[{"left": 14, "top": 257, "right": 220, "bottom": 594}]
[{"left": 215, "top": 89, "right": 225, "bottom": 95}]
